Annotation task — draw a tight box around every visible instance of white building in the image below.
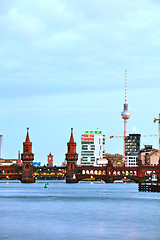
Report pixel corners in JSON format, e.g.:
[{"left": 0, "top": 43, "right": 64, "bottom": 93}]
[
  {"left": 0, "top": 159, "right": 20, "bottom": 166},
  {"left": 138, "top": 145, "right": 160, "bottom": 165},
  {"left": 81, "top": 130, "right": 105, "bottom": 166},
  {"left": 97, "top": 158, "right": 108, "bottom": 166},
  {"left": 125, "top": 155, "right": 138, "bottom": 167}
]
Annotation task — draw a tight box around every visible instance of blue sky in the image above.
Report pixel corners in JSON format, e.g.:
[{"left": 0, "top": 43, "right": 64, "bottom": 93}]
[{"left": 0, "top": 0, "right": 160, "bottom": 165}]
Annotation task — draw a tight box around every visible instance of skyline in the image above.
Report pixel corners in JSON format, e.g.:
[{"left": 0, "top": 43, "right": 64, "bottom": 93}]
[{"left": 0, "top": 0, "right": 160, "bottom": 165}]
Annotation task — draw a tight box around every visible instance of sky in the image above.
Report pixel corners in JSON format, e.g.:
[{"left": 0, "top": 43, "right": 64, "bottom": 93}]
[{"left": 0, "top": 0, "right": 160, "bottom": 165}]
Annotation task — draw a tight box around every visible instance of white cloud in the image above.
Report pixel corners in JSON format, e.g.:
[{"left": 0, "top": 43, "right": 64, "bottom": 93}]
[
  {"left": 0, "top": 0, "right": 160, "bottom": 97},
  {"left": 1, "top": 0, "right": 160, "bottom": 162}
]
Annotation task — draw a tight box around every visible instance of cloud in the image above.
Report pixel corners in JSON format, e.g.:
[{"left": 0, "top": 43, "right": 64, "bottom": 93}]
[
  {"left": 0, "top": 0, "right": 160, "bottom": 100},
  {"left": 1, "top": 0, "right": 160, "bottom": 163}
]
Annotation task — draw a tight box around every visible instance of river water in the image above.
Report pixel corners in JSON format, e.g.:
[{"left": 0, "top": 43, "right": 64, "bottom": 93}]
[{"left": 0, "top": 180, "right": 160, "bottom": 240}]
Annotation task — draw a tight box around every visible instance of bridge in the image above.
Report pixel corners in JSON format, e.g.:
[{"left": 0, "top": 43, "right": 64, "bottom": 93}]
[
  {"left": 34, "top": 166, "right": 66, "bottom": 180},
  {"left": 0, "top": 166, "right": 22, "bottom": 181},
  {"left": 0, "top": 128, "right": 160, "bottom": 183},
  {"left": 1, "top": 161, "right": 160, "bottom": 183},
  {"left": 76, "top": 163, "right": 160, "bottom": 183},
  {"left": 0, "top": 165, "right": 66, "bottom": 181}
]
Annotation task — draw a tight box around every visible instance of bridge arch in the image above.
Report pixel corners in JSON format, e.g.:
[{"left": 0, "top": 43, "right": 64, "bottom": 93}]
[{"left": 77, "top": 175, "right": 106, "bottom": 182}]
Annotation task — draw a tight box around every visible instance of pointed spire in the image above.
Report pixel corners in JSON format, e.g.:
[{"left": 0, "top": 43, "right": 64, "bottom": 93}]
[
  {"left": 69, "top": 128, "right": 74, "bottom": 143},
  {"left": 66, "top": 128, "right": 78, "bottom": 159},
  {"left": 25, "top": 127, "right": 30, "bottom": 142}
]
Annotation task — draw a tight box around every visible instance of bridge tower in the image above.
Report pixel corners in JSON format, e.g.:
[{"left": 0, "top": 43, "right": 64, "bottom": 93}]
[
  {"left": 21, "top": 128, "right": 35, "bottom": 183},
  {"left": 65, "top": 128, "right": 78, "bottom": 183},
  {"left": 137, "top": 157, "right": 145, "bottom": 183},
  {"left": 105, "top": 159, "right": 114, "bottom": 183}
]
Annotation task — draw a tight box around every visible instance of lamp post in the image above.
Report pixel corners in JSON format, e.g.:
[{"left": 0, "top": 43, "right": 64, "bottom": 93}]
[{"left": 153, "top": 114, "right": 160, "bottom": 151}]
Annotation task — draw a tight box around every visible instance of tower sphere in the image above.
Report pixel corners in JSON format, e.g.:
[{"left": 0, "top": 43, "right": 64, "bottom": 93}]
[
  {"left": 121, "top": 110, "right": 131, "bottom": 119},
  {"left": 121, "top": 103, "right": 130, "bottom": 120}
]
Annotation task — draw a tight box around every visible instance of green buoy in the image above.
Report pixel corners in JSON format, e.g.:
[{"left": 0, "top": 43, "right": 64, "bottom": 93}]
[
  {"left": 44, "top": 184, "right": 47, "bottom": 188},
  {"left": 47, "top": 182, "right": 49, "bottom": 185}
]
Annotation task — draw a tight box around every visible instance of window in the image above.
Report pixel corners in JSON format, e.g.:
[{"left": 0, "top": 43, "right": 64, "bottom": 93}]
[
  {"left": 69, "top": 163, "right": 75, "bottom": 170},
  {"left": 90, "top": 145, "right": 95, "bottom": 150},
  {"left": 82, "top": 145, "right": 88, "bottom": 150},
  {"left": 24, "top": 164, "right": 30, "bottom": 170}
]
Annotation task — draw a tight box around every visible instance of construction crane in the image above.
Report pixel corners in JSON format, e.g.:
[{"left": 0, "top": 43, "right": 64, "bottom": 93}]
[
  {"left": 110, "top": 135, "right": 157, "bottom": 139},
  {"left": 110, "top": 136, "right": 123, "bottom": 139},
  {"left": 153, "top": 114, "right": 160, "bottom": 150}
]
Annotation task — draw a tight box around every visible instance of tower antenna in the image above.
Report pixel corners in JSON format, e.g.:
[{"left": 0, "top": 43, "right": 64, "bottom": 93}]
[
  {"left": 125, "top": 69, "right": 127, "bottom": 104},
  {"left": 121, "top": 70, "right": 131, "bottom": 161}
]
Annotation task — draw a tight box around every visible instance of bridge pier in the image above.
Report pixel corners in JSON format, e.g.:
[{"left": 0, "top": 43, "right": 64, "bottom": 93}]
[
  {"left": 21, "top": 163, "right": 35, "bottom": 183},
  {"left": 105, "top": 178, "right": 114, "bottom": 183},
  {"left": 137, "top": 177, "right": 145, "bottom": 183}
]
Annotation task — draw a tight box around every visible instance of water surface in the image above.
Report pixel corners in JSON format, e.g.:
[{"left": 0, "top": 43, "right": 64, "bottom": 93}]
[{"left": 0, "top": 180, "right": 159, "bottom": 240}]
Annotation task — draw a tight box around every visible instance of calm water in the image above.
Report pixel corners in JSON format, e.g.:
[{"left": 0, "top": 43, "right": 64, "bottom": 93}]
[{"left": 0, "top": 180, "right": 160, "bottom": 240}]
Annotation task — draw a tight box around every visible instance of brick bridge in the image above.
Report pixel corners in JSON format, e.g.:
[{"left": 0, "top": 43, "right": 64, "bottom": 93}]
[
  {"left": 76, "top": 163, "right": 160, "bottom": 183},
  {"left": 65, "top": 129, "right": 160, "bottom": 183},
  {"left": 0, "top": 129, "right": 160, "bottom": 183},
  {"left": 0, "top": 166, "right": 22, "bottom": 181}
]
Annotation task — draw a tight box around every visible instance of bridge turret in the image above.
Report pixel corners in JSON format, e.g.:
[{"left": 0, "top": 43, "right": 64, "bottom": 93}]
[
  {"left": 21, "top": 128, "right": 34, "bottom": 183},
  {"left": 105, "top": 158, "right": 113, "bottom": 183},
  {"left": 137, "top": 156, "right": 145, "bottom": 183},
  {"left": 65, "top": 128, "right": 78, "bottom": 183}
]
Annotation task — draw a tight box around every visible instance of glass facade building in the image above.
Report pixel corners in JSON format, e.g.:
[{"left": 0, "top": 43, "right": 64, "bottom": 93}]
[{"left": 125, "top": 134, "right": 141, "bottom": 167}]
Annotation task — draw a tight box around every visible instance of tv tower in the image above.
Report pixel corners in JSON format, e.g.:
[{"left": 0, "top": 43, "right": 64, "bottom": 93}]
[{"left": 121, "top": 70, "right": 131, "bottom": 159}]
